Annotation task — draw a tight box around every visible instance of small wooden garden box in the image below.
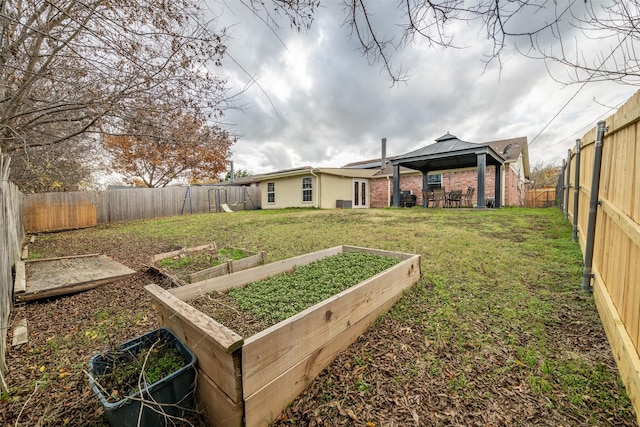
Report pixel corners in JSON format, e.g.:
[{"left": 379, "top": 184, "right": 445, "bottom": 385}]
[
  {"left": 150, "top": 244, "right": 266, "bottom": 285},
  {"left": 145, "top": 245, "right": 421, "bottom": 426}
]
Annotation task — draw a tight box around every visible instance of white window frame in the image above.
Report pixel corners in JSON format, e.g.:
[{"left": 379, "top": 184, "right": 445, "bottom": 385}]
[
  {"left": 302, "top": 177, "right": 313, "bottom": 203},
  {"left": 267, "top": 181, "right": 275, "bottom": 204}
]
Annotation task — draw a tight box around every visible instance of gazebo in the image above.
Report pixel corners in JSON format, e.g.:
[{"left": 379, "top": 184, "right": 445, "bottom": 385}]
[{"left": 390, "top": 133, "right": 505, "bottom": 208}]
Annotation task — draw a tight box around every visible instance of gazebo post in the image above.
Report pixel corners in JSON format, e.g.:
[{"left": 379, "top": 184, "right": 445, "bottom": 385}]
[
  {"left": 392, "top": 164, "right": 401, "bottom": 207},
  {"left": 421, "top": 171, "right": 430, "bottom": 207},
  {"left": 476, "top": 153, "right": 486, "bottom": 208},
  {"left": 495, "top": 164, "right": 502, "bottom": 208}
]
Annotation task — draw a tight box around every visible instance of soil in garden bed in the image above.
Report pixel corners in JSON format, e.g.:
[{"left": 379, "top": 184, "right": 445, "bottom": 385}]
[{"left": 188, "top": 251, "right": 400, "bottom": 337}]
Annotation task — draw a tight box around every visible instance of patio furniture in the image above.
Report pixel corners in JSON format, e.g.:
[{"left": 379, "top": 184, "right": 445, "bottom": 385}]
[
  {"left": 446, "top": 190, "right": 463, "bottom": 208},
  {"left": 427, "top": 188, "right": 446, "bottom": 207},
  {"left": 399, "top": 190, "right": 417, "bottom": 207},
  {"left": 463, "top": 187, "right": 475, "bottom": 207}
]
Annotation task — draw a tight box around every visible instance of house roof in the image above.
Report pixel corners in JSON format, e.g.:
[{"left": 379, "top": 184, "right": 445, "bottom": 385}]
[
  {"left": 249, "top": 166, "right": 377, "bottom": 182},
  {"left": 483, "top": 136, "right": 530, "bottom": 178}
]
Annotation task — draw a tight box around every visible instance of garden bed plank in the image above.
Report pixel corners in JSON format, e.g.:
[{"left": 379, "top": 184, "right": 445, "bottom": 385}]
[
  {"left": 242, "top": 254, "right": 421, "bottom": 398},
  {"left": 150, "top": 243, "right": 216, "bottom": 263},
  {"left": 188, "top": 261, "right": 231, "bottom": 283},
  {"left": 145, "top": 284, "right": 244, "bottom": 402},
  {"left": 189, "top": 250, "right": 265, "bottom": 283},
  {"left": 197, "top": 370, "right": 244, "bottom": 427}
]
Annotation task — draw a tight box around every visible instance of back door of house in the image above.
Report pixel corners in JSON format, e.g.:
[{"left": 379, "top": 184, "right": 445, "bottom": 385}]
[{"left": 353, "top": 179, "right": 369, "bottom": 208}]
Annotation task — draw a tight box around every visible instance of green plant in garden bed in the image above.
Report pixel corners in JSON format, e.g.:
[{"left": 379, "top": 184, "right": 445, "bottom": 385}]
[
  {"left": 227, "top": 251, "right": 400, "bottom": 323},
  {"left": 92, "top": 341, "right": 185, "bottom": 402},
  {"left": 159, "top": 248, "right": 252, "bottom": 277}
]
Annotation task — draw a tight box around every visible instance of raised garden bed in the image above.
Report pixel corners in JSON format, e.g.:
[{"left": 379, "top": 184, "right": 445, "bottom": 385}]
[
  {"left": 149, "top": 243, "right": 265, "bottom": 286},
  {"left": 145, "top": 245, "right": 421, "bottom": 426}
]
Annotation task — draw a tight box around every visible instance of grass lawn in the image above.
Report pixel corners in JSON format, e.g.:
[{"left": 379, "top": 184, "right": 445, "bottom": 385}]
[{"left": 3, "top": 207, "right": 636, "bottom": 426}]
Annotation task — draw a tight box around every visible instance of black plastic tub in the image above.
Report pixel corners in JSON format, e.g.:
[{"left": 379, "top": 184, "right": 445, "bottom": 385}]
[{"left": 88, "top": 328, "right": 197, "bottom": 426}]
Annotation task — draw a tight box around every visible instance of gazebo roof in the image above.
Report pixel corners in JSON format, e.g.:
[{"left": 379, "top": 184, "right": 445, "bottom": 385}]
[{"left": 390, "top": 133, "right": 505, "bottom": 171}]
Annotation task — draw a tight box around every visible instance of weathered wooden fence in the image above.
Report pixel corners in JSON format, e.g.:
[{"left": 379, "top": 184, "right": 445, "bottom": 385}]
[
  {"left": 560, "top": 89, "right": 640, "bottom": 424},
  {"left": 525, "top": 188, "right": 556, "bottom": 208},
  {"left": 23, "top": 185, "right": 260, "bottom": 232},
  {"left": 0, "top": 151, "right": 25, "bottom": 391}
]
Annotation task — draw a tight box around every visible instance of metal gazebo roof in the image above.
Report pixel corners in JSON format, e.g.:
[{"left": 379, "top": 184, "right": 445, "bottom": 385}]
[{"left": 390, "top": 133, "right": 505, "bottom": 171}]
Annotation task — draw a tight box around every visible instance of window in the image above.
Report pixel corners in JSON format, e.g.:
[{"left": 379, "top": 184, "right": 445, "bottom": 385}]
[
  {"left": 302, "top": 177, "right": 312, "bottom": 202},
  {"left": 267, "top": 182, "right": 275, "bottom": 203},
  {"left": 428, "top": 173, "right": 442, "bottom": 189}
]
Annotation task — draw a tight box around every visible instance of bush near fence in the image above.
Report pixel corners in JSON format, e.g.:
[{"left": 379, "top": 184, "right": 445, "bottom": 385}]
[
  {"left": 0, "top": 152, "right": 25, "bottom": 391},
  {"left": 560, "top": 89, "right": 640, "bottom": 425},
  {"left": 23, "top": 185, "right": 260, "bottom": 233}
]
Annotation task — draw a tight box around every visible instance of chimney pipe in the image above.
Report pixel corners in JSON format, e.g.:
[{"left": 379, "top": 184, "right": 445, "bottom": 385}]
[{"left": 381, "top": 138, "right": 387, "bottom": 171}]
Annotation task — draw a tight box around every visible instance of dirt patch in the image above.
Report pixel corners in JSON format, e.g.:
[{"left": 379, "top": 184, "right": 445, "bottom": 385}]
[{"left": 189, "top": 292, "right": 271, "bottom": 338}]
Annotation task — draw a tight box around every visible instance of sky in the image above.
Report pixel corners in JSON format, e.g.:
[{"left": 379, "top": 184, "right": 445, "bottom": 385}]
[{"left": 206, "top": 1, "right": 637, "bottom": 176}]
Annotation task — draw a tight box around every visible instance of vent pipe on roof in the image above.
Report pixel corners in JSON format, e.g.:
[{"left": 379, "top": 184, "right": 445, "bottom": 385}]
[{"left": 381, "top": 138, "right": 387, "bottom": 171}]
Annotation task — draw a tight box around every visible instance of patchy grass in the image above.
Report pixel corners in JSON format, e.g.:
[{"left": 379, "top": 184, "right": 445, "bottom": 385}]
[{"left": 5, "top": 207, "right": 637, "bottom": 426}]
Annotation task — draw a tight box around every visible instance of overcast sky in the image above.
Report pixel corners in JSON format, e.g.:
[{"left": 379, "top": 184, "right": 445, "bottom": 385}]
[{"left": 207, "top": 1, "right": 637, "bottom": 175}]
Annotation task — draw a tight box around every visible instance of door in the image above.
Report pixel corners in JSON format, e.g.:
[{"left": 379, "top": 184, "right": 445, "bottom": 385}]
[{"left": 353, "top": 179, "right": 369, "bottom": 208}]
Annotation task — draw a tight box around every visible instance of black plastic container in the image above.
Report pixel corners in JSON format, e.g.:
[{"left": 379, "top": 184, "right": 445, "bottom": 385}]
[{"left": 88, "top": 328, "right": 197, "bottom": 426}]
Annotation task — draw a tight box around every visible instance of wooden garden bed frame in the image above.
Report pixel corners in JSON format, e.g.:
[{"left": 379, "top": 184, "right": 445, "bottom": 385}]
[
  {"left": 145, "top": 245, "right": 421, "bottom": 426},
  {"left": 149, "top": 243, "right": 266, "bottom": 286}
]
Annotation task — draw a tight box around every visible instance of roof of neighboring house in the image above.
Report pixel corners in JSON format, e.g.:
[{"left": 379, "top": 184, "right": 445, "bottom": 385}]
[{"left": 483, "top": 136, "right": 530, "bottom": 178}]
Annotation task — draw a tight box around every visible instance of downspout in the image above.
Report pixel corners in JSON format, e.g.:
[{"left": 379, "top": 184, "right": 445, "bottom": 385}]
[
  {"left": 310, "top": 170, "right": 319, "bottom": 208},
  {"left": 387, "top": 176, "right": 391, "bottom": 207},
  {"left": 582, "top": 121, "right": 607, "bottom": 293}
]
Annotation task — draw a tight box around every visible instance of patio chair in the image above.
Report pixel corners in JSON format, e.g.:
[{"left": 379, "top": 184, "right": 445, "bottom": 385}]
[
  {"left": 446, "top": 190, "right": 463, "bottom": 208},
  {"left": 463, "top": 187, "right": 475, "bottom": 208},
  {"left": 428, "top": 188, "right": 446, "bottom": 207}
]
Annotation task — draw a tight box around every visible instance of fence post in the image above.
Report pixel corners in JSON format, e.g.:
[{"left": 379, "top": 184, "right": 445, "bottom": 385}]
[
  {"left": 582, "top": 121, "right": 607, "bottom": 292},
  {"left": 564, "top": 148, "right": 571, "bottom": 221},
  {"left": 572, "top": 139, "right": 581, "bottom": 242},
  {"left": 558, "top": 159, "right": 566, "bottom": 210}
]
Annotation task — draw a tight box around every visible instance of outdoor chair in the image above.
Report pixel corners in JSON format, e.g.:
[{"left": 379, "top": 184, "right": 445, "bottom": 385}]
[
  {"left": 463, "top": 187, "right": 475, "bottom": 208},
  {"left": 446, "top": 190, "right": 463, "bottom": 208},
  {"left": 429, "top": 189, "right": 446, "bottom": 207}
]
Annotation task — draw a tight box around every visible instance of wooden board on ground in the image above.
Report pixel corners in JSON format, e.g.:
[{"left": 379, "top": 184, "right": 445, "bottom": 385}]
[
  {"left": 16, "top": 254, "right": 136, "bottom": 302},
  {"left": 11, "top": 319, "right": 28, "bottom": 347}
]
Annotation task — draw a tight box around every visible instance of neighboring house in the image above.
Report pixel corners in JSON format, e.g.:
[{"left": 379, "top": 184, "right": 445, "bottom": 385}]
[
  {"left": 249, "top": 166, "right": 377, "bottom": 209},
  {"left": 344, "top": 136, "right": 530, "bottom": 208}
]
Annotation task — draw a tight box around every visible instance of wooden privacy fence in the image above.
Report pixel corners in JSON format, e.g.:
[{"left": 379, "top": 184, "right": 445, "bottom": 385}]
[
  {"left": 525, "top": 188, "right": 556, "bottom": 208},
  {"left": 560, "top": 89, "right": 640, "bottom": 424},
  {"left": 23, "top": 185, "right": 260, "bottom": 233},
  {"left": 0, "top": 151, "right": 25, "bottom": 391}
]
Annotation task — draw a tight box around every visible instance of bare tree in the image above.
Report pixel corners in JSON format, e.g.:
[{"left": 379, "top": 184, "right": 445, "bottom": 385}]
[
  {"left": 251, "top": 0, "right": 640, "bottom": 85},
  {"left": 0, "top": 0, "right": 232, "bottom": 182}
]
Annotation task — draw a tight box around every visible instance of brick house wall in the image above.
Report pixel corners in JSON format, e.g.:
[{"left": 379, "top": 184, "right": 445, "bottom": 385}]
[{"left": 370, "top": 164, "right": 525, "bottom": 208}]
